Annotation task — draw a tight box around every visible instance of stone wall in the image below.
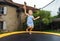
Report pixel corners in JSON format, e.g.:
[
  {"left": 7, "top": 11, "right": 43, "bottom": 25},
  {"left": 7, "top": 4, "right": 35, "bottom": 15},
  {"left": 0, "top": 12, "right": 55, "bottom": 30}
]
[{"left": 0, "top": 5, "right": 19, "bottom": 32}]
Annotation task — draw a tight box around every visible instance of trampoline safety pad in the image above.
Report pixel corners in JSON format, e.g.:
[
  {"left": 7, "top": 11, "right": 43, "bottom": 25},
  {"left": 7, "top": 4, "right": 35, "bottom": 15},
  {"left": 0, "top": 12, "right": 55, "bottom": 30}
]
[{"left": 0, "top": 31, "right": 60, "bottom": 41}]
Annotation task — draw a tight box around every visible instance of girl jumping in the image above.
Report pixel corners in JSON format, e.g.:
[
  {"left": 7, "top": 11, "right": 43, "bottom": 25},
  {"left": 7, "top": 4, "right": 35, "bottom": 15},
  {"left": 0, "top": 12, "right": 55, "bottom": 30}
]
[{"left": 23, "top": 2, "right": 40, "bottom": 34}]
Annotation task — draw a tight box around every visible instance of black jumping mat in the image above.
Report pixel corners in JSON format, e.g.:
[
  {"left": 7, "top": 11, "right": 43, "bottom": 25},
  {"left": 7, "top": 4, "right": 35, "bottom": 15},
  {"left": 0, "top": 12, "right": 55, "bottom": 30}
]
[{"left": 0, "top": 33, "right": 60, "bottom": 41}]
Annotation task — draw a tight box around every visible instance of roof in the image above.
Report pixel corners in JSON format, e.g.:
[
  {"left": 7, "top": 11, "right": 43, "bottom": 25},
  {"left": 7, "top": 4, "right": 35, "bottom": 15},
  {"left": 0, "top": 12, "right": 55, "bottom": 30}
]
[
  {"left": 0, "top": 0, "right": 38, "bottom": 11},
  {"left": 53, "top": 18, "right": 60, "bottom": 22},
  {"left": 0, "top": 0, "right": 18, "bottom": 8}
]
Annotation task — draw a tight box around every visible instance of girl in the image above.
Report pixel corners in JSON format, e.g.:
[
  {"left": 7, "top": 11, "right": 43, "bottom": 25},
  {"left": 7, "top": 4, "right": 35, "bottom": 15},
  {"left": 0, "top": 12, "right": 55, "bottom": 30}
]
[{"left": 23, "top": 3, "right": 40, "bottom": 34}]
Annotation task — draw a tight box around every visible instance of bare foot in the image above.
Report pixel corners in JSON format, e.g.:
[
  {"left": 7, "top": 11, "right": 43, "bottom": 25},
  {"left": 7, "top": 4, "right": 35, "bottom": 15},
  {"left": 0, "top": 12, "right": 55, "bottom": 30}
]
[{"left": 29, "top": 32, "right": 32, "bottom": 34}]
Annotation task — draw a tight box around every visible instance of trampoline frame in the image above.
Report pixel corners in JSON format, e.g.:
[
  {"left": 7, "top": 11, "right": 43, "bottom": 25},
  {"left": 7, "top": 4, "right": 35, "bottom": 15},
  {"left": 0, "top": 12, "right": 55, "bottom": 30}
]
[{"left": 0, "top": 31, "right": 60, "bottom": 38}]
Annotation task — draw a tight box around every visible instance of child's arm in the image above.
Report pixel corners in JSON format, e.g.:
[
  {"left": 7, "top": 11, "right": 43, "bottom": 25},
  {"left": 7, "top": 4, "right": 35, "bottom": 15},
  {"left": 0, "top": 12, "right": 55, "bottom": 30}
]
[
  {"left": 33, "top": 16, "right": 40, "bottom": 20},
  {"left": 23, "top": 2, "right": 29, "bottom": 16}
]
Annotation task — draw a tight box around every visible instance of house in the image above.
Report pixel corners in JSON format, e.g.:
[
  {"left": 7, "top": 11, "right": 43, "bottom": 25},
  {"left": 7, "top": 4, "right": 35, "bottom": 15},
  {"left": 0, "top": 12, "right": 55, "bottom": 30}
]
[
  {"left": 0, "top": 0, "right": 38, "bottom": 32},
  {"left": 50, "top": 18, "right": 60, "bottom": 30}
]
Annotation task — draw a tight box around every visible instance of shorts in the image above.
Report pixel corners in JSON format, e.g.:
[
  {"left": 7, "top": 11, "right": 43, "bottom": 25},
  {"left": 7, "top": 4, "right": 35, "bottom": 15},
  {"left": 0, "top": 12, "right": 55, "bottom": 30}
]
[{"left": 27, "top": 23, "right": 34, "bottom": 28}]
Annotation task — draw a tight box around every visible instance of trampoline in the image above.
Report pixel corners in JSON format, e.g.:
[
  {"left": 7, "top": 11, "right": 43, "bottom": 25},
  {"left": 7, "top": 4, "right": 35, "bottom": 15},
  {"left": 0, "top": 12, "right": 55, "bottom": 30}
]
[{"left": 0, "top": 31, "right": 60, "bottom": 41}]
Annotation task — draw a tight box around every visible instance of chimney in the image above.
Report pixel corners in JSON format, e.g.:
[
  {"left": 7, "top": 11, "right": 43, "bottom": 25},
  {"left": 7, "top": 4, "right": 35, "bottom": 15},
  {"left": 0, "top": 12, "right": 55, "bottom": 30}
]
[
  {"left": 34, "top": 5, "right": 36, "bottom": 8},
  {"left": 24, "top": 1, "right": 27, "bottom": 6}
]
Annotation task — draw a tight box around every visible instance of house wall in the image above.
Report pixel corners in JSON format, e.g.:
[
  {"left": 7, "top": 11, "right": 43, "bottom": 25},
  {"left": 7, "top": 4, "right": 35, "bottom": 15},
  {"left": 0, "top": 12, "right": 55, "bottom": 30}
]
[
  {"left": 17, "top": 12, "right": 26, "bottom": 30},
  {"left": 0, "top": 5, "right": 19, "bottom": 31},
  {"left": 20, "top": 13, "right": 26, "bottom": 24}
]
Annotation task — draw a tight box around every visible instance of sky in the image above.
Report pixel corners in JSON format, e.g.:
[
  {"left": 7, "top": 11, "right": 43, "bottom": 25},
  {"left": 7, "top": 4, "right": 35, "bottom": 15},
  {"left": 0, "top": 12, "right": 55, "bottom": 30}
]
[
  {"left": 12, "top": 0, "right": 60, "bottom": 16},
  {"left": 43, "top": 0, "right": 60, "bottom": 16}
]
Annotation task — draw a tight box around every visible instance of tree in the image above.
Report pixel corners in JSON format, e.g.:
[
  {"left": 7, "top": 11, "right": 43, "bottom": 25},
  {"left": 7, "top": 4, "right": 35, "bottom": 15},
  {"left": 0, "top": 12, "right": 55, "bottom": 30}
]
[
  {"left": 33, "top": 10, "right": 52, "bottom": 25},
  {"left": 57, "top": 7, "right": 60, "bottom": 18},
  {"left": 33, "top": 10, "right": 53, "bottom": 30}
]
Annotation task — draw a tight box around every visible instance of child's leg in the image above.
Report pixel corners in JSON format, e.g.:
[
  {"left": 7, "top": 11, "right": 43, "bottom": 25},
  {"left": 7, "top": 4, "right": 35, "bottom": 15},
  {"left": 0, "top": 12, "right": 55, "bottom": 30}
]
[
  {"left": 26, "top": 27, "right": 30, "bottom": 32},
  {"left": 29, "top": 27, "right": 33, "bottom": 34}
]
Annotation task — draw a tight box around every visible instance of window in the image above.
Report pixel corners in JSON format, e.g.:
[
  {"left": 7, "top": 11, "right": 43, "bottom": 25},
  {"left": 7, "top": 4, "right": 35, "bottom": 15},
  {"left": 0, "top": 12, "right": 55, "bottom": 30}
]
[
  {"left": 0, "top": 21, "right": 6, "bottom": 30},
  {"left": 0, "top": 7, "right": 4, "bottom": 14},
  {"left": 0, "top": 7, "right": 7, "bottom": 15},
  {"left": 0, "top": 21, "right": 3, "bottom": 30},
  {"left": 3, "top": 21, "right": 6, "bottom": 30}
]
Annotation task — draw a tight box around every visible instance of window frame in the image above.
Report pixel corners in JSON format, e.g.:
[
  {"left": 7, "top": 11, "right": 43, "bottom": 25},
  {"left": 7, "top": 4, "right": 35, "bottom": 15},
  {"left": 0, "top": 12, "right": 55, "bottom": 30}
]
[{"left": 0, "top": 6, "right": 7, "bottom": 15}]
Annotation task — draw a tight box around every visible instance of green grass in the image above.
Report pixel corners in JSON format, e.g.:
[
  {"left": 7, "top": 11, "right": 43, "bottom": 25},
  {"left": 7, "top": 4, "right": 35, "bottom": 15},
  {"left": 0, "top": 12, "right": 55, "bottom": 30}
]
[{"left": 0, "top": 30, "right": 4, "bottom": 34}]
